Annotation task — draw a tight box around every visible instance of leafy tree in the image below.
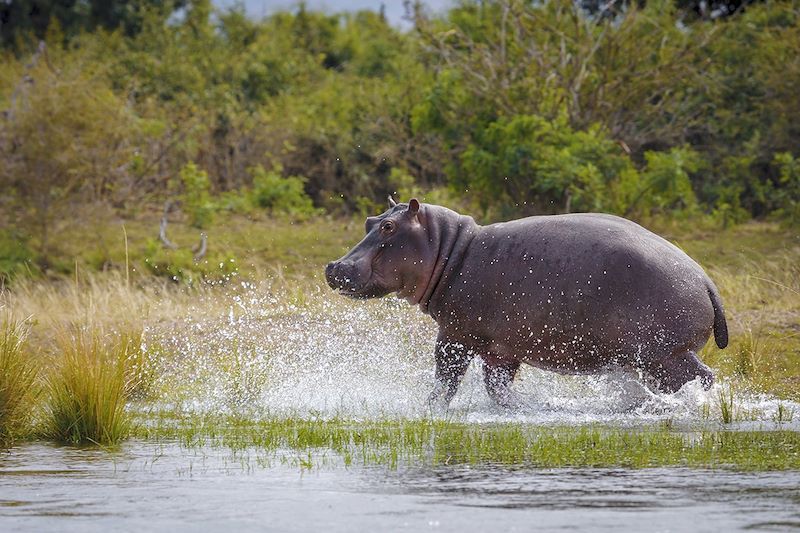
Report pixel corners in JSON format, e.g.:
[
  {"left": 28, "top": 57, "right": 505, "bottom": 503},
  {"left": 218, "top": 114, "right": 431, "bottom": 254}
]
[
  {"left": 0, "top": 0, "right": 184, "bottom": 50},
  {"left": 0, "top": 51, "right": 137, "bottom": 266}
]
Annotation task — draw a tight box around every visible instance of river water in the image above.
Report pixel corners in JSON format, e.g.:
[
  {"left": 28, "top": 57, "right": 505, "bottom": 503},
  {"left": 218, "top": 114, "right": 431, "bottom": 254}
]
[{"left": 2, "top": 441, "right": 800, "bottom": 532}]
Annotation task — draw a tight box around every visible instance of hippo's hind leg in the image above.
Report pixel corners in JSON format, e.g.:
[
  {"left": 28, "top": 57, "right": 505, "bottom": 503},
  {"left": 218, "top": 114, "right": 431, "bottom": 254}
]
[
  {"left": 427, "top": 334, "right": 474, "bottom": 414},
  {"left": 643, "top": 348, "right": 714, "bottom": 394},
  {"left": 483, "top": 358, "right": 522, "bottom": 409}
]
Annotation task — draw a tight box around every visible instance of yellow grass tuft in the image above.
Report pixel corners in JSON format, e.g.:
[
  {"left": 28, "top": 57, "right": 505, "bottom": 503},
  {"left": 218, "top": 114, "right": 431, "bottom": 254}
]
[
  {"left": 41, "top": 327, "right": 135, "bottom": 445},
  {"left": 0, "top": 319, "right": 39, "bottom": 443}
]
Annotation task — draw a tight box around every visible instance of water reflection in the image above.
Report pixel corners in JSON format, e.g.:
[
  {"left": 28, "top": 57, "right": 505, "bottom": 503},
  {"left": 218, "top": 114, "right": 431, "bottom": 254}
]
[{"left": 3, "top": 442, "right": 799, "bottom": 531}]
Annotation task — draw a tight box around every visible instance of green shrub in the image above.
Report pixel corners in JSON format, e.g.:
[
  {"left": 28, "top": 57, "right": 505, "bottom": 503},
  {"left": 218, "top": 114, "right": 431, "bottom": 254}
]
[
  {"left": 773, "top": 152, "right": 800, "bottom": 226},
  {"left": 179, "top": 162, "right": 216, "bottom": 229},
  {"left": 388, "top": 168, "right": 466, "bottom": 212},
  {"left": 711, "top": 184, "right": 750, "bottom": 229},
  {"left": 459, "top": 114, "right": 632, "bottom": 214},
  {"left": 143, "top": 239, "right": 238, "bottom": 285},
  {"left": 250, "top": 165, "right": 320, "bottom": 219},
  {"left": 624, "top": 147, "right": 701, "bottom": 217},
  {"left": 0, "top": 230, "right": 38, "bottom": 284}
]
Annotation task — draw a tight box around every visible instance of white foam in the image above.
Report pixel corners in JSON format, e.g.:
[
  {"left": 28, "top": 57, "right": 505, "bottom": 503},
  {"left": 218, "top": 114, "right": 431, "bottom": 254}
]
[{"left": 144, "top": 281, "right": 800, "bottom": 430}]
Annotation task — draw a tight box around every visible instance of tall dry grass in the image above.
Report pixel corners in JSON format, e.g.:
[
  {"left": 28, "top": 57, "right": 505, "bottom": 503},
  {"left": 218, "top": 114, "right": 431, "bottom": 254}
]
[
  {"left": 702, "top": 249, "right": 800, "bottom": 399},
  {"left": 1, "top": 271, "right": 325, "bottom": 350},
  {"left": 0, "top": 319, "right": 39, "bottom": 443},
  {"left": 40, "top": 326, "right": 136, "bottom": 445},
  {"left": 3, "top": 273, "right": 183, "bottom": 342},
  {"left": 2, "top": 274, "right": 182, "bottom": 444}
]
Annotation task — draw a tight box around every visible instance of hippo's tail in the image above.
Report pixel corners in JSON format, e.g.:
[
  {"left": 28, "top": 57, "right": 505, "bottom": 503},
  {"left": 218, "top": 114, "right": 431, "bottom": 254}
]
[{"left": 707, "top": 283, "right": 729, "bottom": 349}]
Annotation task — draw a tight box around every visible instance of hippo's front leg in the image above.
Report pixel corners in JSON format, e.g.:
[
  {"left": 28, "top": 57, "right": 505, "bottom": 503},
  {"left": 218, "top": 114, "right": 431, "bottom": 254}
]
[{"left": 427, "top": 333, "right": 474, "bottom": 415}]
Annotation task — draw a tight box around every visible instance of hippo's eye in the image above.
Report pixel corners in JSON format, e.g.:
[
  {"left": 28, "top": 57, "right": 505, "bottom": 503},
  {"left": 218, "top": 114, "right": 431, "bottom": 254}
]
[{"left": 380, "top": 220, "right": 396, "bottom": 235}]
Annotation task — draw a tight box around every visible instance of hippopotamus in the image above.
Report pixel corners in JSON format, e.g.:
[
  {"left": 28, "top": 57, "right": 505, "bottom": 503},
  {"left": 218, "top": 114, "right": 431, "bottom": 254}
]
[{"left": 325, "top": 198, "right": 728, "bottom": 410}]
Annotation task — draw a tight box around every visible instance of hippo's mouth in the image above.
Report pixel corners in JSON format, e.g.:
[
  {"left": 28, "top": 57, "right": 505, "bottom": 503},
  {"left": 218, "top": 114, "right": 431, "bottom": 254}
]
[
  {"left": 328, "top": 275, "right": 372, "bottom": 298},
  {"left": 337, "top": 283, "right": 391, "bottom": 300},
  {"left": 334, "top": 272, "right": 392, "bottom": 299},
  {"left": 338, "top": 286, "right": 367, "bottom": 298}
]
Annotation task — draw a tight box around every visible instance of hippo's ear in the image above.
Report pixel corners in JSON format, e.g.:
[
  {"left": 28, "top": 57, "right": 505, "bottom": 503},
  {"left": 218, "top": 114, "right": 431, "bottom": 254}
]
[
  {"left": 408, "top": 198, "right": 420, "bottom": 215},
  {"left": 388, "top": 195, "right": 397, "bottom": 208}
]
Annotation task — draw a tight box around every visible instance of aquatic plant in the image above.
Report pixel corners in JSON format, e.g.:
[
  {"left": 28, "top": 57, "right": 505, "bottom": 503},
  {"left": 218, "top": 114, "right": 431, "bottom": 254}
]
[
  {"left": 718, "top": 385, "right": 737, "bottom": 424},
  {"left": 137, "top": 413, "right": 800, "bottom": 471},
  {"left": 0, "top": 319, "right": 38, "bottom": 443},
  {"left": 773, "top": 403, "right": 795, "bottom": 424},
  {"left": 41, "top": 327, "right": 134, "bottom": 445}
]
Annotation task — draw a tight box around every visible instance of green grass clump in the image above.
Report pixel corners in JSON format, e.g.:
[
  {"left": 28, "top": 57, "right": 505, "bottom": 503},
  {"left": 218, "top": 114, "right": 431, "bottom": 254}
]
[
  {"left": 773, "top": 403, "right": 795, "bottom": 424},
  {"left": 42, "top": 328, "right": 135, "bottom": 445},
  {"left": 137, "top": 413, "right": 800, "bottom": 471},
  {"left": 0, "top": 320, "right": 38, "bottom": 443},
  {"left": 718, "top": 385, "right": 737, "bottom": 424}
]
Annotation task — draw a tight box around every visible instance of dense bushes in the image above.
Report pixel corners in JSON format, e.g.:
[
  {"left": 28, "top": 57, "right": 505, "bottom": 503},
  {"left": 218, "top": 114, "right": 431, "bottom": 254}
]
[
  {"left": 1, "top": 0, "right": 799, "bottom": 274},
  {"left": 414, "top": 1, "right": 800, "bottom": 221},
  {"left": 249, "top": 165, "right": 320, "bottom": 219},
  {"left": 459, "top": 114, "right": 631, "bottom": 214}
]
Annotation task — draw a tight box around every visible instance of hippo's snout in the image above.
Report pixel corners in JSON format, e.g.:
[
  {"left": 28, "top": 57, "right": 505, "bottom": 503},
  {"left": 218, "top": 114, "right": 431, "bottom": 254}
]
[
  {"left": 325, "top": 260, "right": 363, "bottom": 293},
  {"left": 325, "top": 261, "right": 336, "bottom": 285}
]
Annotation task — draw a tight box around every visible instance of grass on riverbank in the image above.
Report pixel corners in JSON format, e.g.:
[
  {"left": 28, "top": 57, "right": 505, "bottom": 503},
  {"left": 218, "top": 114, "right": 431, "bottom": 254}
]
[
  {"left": 0, "top": 319, "right": 38, "bottom": 443},
  {"left": 1, "top": 206, "right": 362, "bottom": 283},
  {"left": 137, "top": 413, "right": 800, "bottom": 471},
  {"left": 39, "top": 327, "right": 135, "bottom": 445}
]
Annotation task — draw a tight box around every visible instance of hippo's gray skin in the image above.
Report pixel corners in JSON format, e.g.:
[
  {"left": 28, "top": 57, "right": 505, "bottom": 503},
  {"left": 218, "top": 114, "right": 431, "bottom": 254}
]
[{"left": 326, "top": 199, "right": 727, "bottom": 410}]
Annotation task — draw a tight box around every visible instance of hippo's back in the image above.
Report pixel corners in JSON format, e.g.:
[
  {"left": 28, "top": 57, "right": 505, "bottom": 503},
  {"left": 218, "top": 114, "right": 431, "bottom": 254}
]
[
  {"left": 484, "top": 212, "right": 706, "bottom": 282},
  {"left": 479, "top": 212, "right": 704, "bottom": 275},
  {"left": 452, "top": 212, "right": 717, "bottom": 361}
]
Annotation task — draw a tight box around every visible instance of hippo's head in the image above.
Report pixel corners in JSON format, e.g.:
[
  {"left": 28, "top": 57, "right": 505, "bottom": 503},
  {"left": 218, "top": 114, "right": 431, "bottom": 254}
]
[{"left": 326, "top": 197, "right": 435, "bottom": 302}]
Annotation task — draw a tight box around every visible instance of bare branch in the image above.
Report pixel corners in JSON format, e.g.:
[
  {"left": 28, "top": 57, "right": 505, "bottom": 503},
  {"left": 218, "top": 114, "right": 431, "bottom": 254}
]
[
  {"left": 192, "top": 232, "right": 208, "bottom": 262},
  {"left": 159, "top": 201, "right": 179, "bottom": 250},
  {"left": 160, "top": 200, "right": 209, "bottom": 261}
]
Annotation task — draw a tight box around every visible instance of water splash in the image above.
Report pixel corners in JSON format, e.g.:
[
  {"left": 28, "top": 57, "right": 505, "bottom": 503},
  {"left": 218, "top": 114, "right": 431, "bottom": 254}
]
[{"left": 142, "top": 280, "right": 800, "bottom": 429}]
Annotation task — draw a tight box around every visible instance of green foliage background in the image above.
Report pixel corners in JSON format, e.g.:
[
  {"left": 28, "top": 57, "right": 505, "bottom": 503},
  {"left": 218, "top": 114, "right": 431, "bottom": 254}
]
[{"left": 1, "top": 0, "right": 799, "bottom": 278}]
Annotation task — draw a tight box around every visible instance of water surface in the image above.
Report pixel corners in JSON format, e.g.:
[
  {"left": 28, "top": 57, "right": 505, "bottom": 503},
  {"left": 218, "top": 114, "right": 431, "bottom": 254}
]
[{"left": 2, "top": 442, "right": 799, "bottom": 532}]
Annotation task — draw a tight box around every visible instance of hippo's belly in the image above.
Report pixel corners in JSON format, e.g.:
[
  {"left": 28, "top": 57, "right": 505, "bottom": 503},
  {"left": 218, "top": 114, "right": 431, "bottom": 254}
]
[
  {"left": 476, "top": 273, "right": 712, "bottom": 371},
  {"left": 487, "top": 321, "right": 625, "bottom": 374}
]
